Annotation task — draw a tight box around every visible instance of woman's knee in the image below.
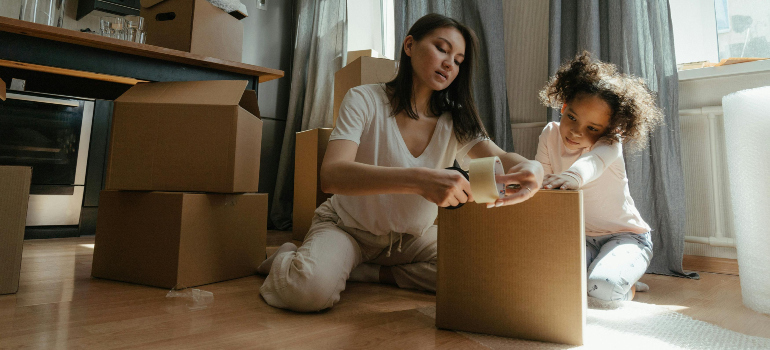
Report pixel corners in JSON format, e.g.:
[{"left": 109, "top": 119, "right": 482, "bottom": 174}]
[{"left": 267, "top": 270, "right": 343, "bottom": 312}]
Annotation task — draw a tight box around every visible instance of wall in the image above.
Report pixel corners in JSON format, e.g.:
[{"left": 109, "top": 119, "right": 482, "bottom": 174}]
[
  {"left": 240, "top": 0, "right": 293, "bottom": 228},
  {"left": 503, "top": 0, "right": 550, "bottom": 159}
]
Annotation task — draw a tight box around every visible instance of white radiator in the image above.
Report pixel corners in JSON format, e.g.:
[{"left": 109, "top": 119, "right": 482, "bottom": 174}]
[{"left": 679, "top": 107, "right": 737, "bottom": 258}]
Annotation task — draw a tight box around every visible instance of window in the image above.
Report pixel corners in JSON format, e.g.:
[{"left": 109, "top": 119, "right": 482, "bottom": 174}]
[
  {"left": 346, "top": 0, "right": 395, "bottom": 60},
  {"left": 670, "top": 0, "right": 770, "bottom": 70}
]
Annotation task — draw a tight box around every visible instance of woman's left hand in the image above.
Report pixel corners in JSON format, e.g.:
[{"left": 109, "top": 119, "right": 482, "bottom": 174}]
[
  {"left": 488, "top": 160, "right": 544, "bottom": 208},
  {"left": 542, "top": 173, "right": 578, "bottom": 190}
]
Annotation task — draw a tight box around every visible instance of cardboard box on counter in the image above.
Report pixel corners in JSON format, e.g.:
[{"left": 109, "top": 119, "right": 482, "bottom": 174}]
[
  {"left": 105, "top": 80, "right": 262, "bottom": 193},
  {"left": 436, "top": 190, "right": 586, "bottom": 346},
  {"left": 0, "top": 166, "right": 32, "bottom": 295},
  {"left": 141, "top": 0, "right": 244, "bottom": 62},
  {"left": 92, "top": 191, "right": 267, "bottom": 289},
  {"left": 293, "top": 128, "right": 333, "bottom": 241},
  {"left": 333, "top": 56, "right": 397, "bottom": 127}
]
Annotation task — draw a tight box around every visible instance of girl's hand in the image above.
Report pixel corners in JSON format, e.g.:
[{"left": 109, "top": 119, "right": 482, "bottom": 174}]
[
  {"left": 417, "top": 168, "right": 474, "bottom": 207},
  {"left": 488, "top": 160, "right": 544, "bottom": 208},
  {"left": 542, "top": 173, "right": 578, "bottom": 190}
]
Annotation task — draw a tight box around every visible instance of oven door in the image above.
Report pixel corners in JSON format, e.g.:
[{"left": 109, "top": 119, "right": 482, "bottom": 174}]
[{"left": 0, "top": 91, "right": 94, "bottom": 226}]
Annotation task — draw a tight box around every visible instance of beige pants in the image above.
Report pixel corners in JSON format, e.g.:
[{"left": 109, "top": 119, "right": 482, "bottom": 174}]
[{"left": 260, "top": 200, "right": 437, "bottom": 312}]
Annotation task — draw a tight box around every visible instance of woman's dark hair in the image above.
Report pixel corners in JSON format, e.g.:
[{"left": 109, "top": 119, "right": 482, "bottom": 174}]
[
  {"left": 539, "top": 51, "right": 664, "bottom": 152},
  {"left": 385, "top": 13, "right": 487, "bottom": 143}
]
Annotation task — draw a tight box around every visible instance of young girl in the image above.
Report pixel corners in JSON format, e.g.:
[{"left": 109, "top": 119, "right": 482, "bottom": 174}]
[
  {"left": 536, "top": 52, "right": 663, "bottom": 301},
  {"left": 257, "top": 14, "right": 544, "bottom": 312}
]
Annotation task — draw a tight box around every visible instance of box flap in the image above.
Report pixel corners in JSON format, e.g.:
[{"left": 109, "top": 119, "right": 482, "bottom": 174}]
[
  {"left": 239, "top": 90, "right": 260, "bottom": 118},
  {"left": 0, "top": 78, "right": 5, "bottom": 101},
  {"left": 115, "top": 80, "right": 249, "bottom": 106},
  {"left": 140, "top": 0, "right": 167, "bottom": 8}
]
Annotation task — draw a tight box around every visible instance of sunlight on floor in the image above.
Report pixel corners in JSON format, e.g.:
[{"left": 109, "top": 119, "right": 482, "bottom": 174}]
[{"left": 78, "top": 244, "right": 94, "bottom": 249}]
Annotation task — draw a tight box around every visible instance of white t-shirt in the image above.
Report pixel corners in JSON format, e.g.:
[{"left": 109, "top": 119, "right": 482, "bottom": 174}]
[
  {"left": 329, "top": 84, "right": 486, "bottom": 237},
  {"left": 535, "top": 122, "right": 651, "bottom": 236}
]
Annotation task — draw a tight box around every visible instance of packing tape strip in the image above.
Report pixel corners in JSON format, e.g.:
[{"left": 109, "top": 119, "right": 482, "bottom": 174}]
[{"left": 469, "top": 156, "right": 505, "bottom": 203}]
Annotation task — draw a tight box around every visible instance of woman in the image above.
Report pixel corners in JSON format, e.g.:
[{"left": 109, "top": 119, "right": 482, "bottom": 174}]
[{"left": 258, "top": 13, "right": 544, "bottom": 312}]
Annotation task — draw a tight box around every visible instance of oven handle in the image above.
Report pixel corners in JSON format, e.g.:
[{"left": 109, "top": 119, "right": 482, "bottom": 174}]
[{"left": 5, "top": 92, "right": 80, "bottom": 107}]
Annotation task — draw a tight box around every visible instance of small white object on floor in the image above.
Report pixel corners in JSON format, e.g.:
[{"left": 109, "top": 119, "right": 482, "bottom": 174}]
[
  {"left": 166, "top": 288, "right": 214, "bottom": 311},
  {"left": 417, "top": 300, "right": 770, "bottom": 349}
]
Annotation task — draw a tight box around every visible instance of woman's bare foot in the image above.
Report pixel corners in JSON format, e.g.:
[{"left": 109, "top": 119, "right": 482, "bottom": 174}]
[{"left": 257, "top": 242, "right": 297, "bottom": 275}]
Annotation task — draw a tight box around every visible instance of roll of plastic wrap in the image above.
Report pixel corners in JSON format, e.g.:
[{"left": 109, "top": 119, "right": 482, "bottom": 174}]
[
  {"left": 468, "top": 156, "right": 505, "bottom": 203},
  {"left": 723, "top": 86, "right": 770, "bottom": 315}
]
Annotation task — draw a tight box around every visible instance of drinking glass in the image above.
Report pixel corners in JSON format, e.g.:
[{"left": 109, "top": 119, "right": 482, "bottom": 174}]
[
  {"left": 124, "top": 15, "right": 146, "bottom": 44},
  {"left": 19, "top": 0, "right": 66, "bottom": 27},
  {"left": 100, "top": 16, "right": 125, "bottom": 40}
]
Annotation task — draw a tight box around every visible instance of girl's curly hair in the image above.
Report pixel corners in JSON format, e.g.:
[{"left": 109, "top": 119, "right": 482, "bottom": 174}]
[{"left": 539, "top": 51, "right": 664, "bottom": 152}]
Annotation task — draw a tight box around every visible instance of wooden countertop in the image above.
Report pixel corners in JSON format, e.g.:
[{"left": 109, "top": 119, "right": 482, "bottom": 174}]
[{"left": 0, "top": 16, "right": 284, "bottom": 83}]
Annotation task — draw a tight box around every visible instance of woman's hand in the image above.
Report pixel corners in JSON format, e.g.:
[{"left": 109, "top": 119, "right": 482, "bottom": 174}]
[
  {"left": 417, "top": 168, "right": 474, "bottom": 207},
  {"left": 542, "top": 173, "right": 579, "bottom": 190},
  {"left": 488, "top": 160, "right": 544, "bottom": 208}
]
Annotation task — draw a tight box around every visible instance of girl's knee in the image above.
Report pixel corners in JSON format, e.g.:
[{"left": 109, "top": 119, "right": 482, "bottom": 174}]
[{"left": 587, "top": 277, "right": 632, "bottom": 301}]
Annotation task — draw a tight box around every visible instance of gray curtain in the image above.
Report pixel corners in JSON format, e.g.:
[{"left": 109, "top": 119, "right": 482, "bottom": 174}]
[
  {"left": 549, "top": 0, "right": 697, "bottom": 278},
  {"left": 394, "top": 0, "right": 514, "bottom": 152},
  {"left": 270, "top": 0, "right": 347, "bottom": 230}
]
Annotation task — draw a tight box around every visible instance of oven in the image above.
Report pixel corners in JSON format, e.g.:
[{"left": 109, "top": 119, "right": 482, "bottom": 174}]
[{"left": 0, "top": 91, "right": 94, "bottom": 226}]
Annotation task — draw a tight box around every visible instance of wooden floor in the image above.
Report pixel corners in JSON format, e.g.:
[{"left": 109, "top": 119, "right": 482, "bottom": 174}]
[{"left": 1, "top": 235, "right": 769, "bottom": 349}]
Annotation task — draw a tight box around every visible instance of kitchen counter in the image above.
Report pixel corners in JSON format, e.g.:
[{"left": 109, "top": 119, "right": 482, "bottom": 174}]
[{"left": 0, "top": 16, "right": 284, "bottom": 89}]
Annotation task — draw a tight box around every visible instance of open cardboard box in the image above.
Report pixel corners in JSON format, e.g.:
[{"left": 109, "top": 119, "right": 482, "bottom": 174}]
[
  {"left": 436, "top": 190, "right": 586, "bottom": 345},
  {"left": 141, "top": 0, "right": 244, "bottom": 62},
  {"left": 0, "top": 166, "right": 32, "bottom": 294},
  {"left": 293, "top": 128, "right": 334, "bottom": 241},
  {"left": 105, "top": 80, "right": 262, "bottom": 193},
  {"left": 333, "top": 56, "right": 397, "bottom": 127},
  {"left": 92, "top": 191, "right": 268, "bottom": 289}
]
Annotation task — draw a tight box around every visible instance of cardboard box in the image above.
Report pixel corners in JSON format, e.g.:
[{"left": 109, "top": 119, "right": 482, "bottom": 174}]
[
  {"left": 105, "top": 80, "right": 262, "bottom": 193},
  {"left": 292, "top": 128, "right": 333, "bottom": 241},
  {"left": 0, "top": 166, "right": 32, "bottom": 294},
  {"left": 333, "top": 56, "right": 397, "bottom": 127},
  {"left": 346, "top": 49, "right": 380, "bottom": 65},
  {"left": 436, "top": 190, "right": 586, "bottom": 345},
  {"left": 92, "top": 191, "right": 267, "bottom": 289},
  {"left": 141, "top": 0, "right": 244, "bottom": 62}
]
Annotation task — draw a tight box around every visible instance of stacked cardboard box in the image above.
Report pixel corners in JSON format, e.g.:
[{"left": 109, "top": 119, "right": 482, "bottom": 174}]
[
  {"left": 92, "top": 80, "right": 267, "bottom": 289},
  {"left": 292, "top": 54, "right": 398, "bottom": 242},
  {"left": 141, "top": 0, "right": 245, "bottom": 62},
  {"left": 333, "top": 56, "right": 397, "bottom": 127}
]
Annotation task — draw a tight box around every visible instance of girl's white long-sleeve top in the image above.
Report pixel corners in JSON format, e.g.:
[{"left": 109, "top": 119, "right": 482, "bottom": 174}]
[{"left": 535, "top": 122, "right": 651, "bottom": 236}]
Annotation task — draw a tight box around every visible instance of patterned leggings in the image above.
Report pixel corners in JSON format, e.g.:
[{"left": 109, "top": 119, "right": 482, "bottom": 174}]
[{"left": 586, "top": 232, "right": 653, "bottom": 301}]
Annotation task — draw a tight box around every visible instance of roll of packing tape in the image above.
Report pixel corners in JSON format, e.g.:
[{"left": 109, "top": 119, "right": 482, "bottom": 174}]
[{"left": 469, "top": 156, "right": 505, "bottom": 204}]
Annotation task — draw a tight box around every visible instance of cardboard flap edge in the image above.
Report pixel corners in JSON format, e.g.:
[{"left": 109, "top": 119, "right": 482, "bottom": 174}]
[
  {"left": 140, "top": 0, "right": 166, "bottom": 8},
  {"left": 239, "top": 90, "right": 260, "bottom": 118}
]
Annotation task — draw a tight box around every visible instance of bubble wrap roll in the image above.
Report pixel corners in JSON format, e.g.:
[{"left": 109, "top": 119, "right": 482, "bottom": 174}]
[{"left": 722, "top": 86, "right": 770, "bottom": 315}]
